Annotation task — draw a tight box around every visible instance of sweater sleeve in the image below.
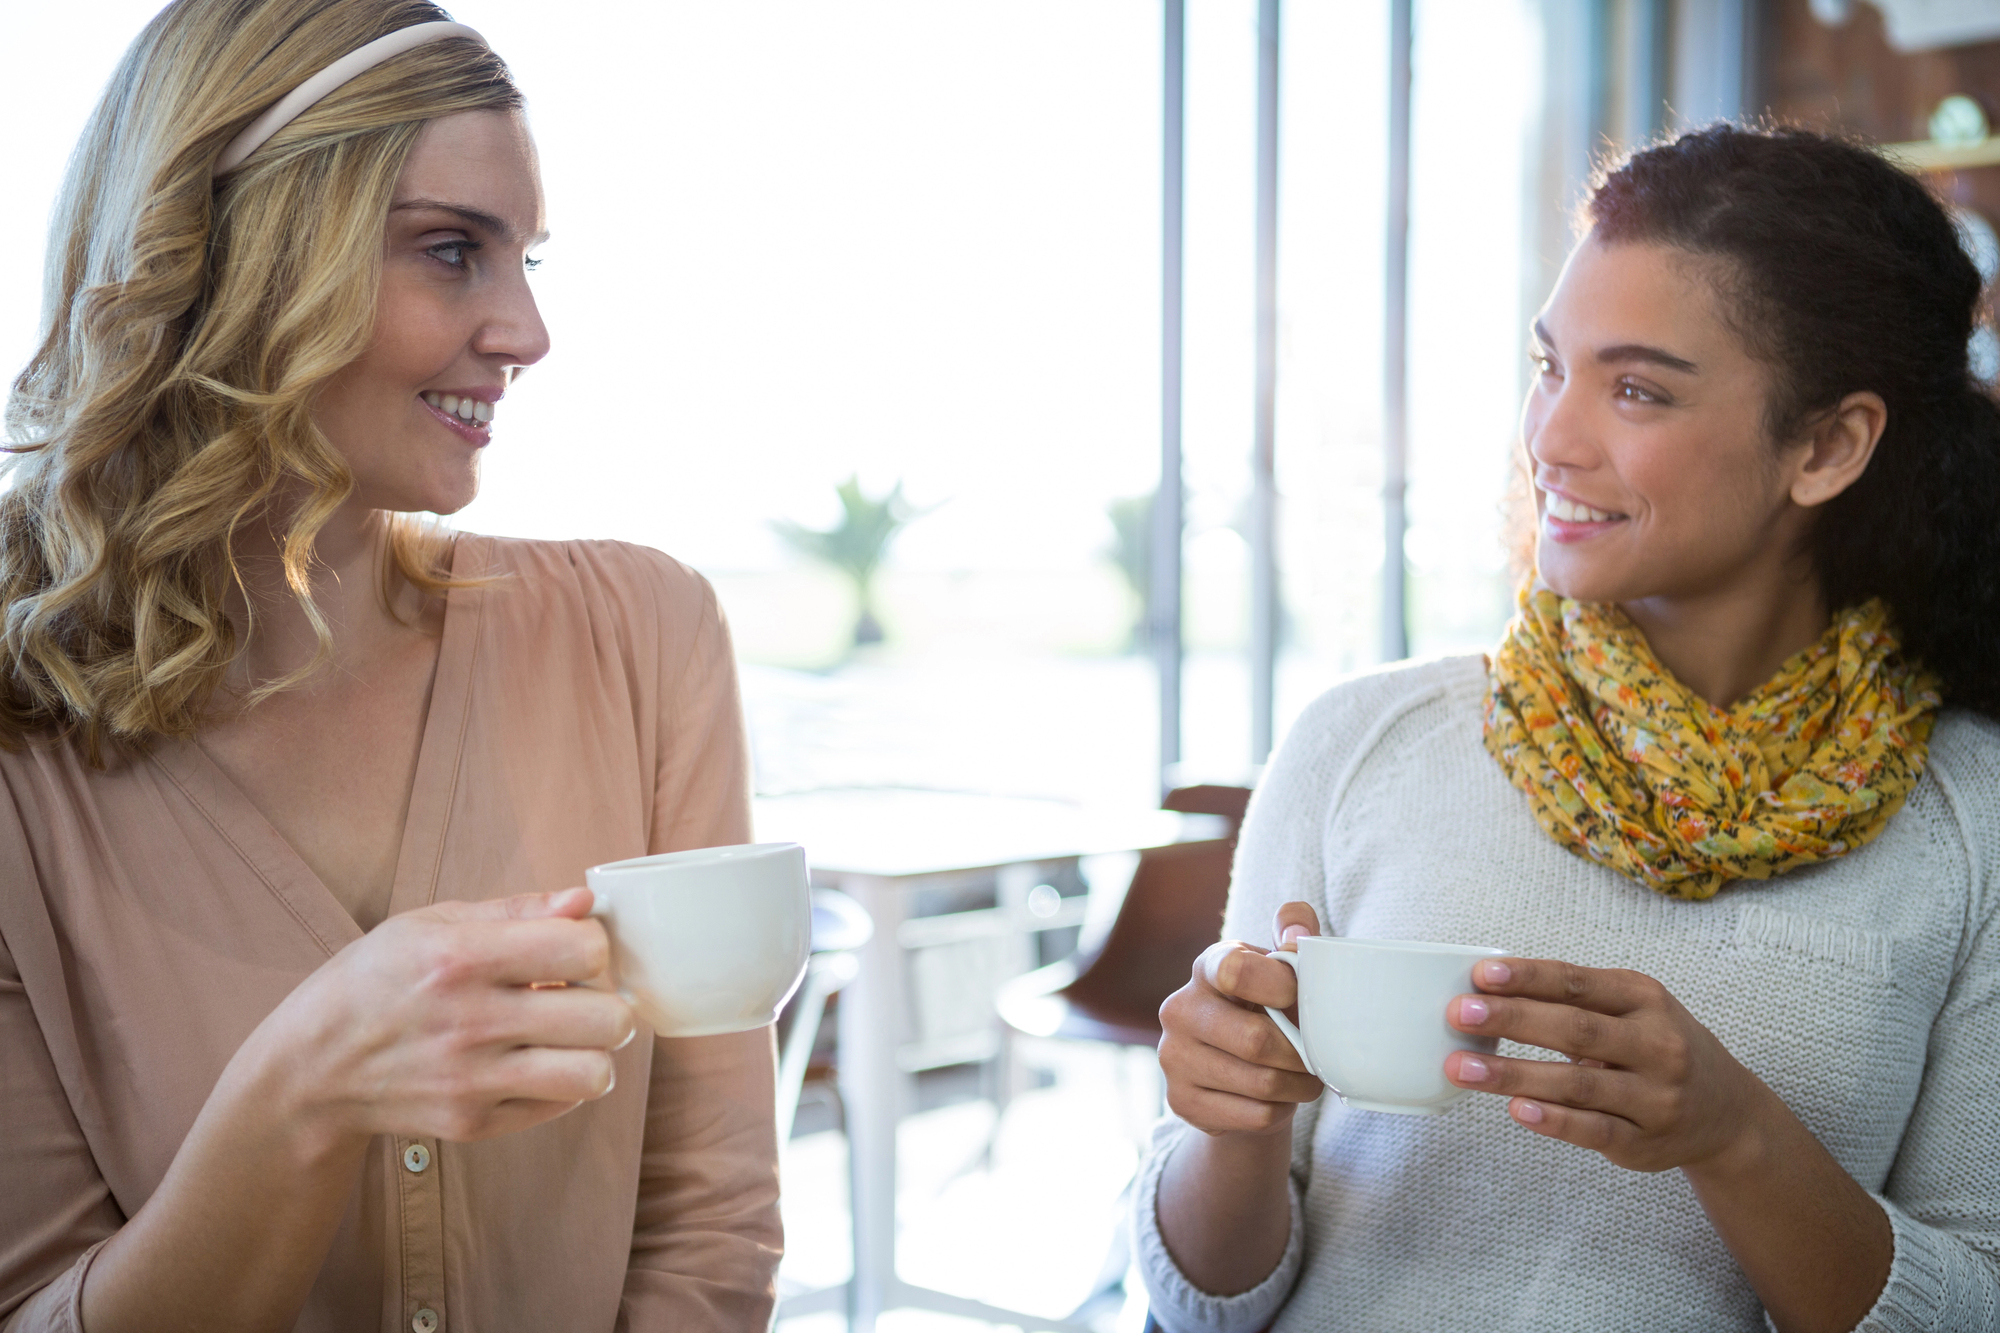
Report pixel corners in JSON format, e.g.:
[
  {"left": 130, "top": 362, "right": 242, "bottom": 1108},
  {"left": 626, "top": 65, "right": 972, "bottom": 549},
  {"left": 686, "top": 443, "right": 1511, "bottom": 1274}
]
[
  {"left": 615, "top": 551, "right": 782, "bottom": 1331},
  {"left": 1133, "top": 662, "right": 1460, "bottom": 1333},
  {"left": 1852, "top": 811, "right": 2000, "bottom": 1333}
]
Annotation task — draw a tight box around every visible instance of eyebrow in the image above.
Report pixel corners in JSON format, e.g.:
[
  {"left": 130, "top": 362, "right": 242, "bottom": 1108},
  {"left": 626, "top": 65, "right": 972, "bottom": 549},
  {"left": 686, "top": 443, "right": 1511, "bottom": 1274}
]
[
  {"left": 1532, "top": 319, "right": 1697, "bottom": 375},
  {"left": 391, "top": 197, "right": 549, "bottom": 246}
]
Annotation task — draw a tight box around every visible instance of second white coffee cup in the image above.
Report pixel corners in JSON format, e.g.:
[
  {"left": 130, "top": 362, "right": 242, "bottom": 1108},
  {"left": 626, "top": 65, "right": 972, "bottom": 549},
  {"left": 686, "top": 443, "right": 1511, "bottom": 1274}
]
[
  {"left": 1265, "top": 935, "right": 1507, "bottom": 1115},
  {"left": 585, "top": 842, "right": 811, "bottom": 1038}
]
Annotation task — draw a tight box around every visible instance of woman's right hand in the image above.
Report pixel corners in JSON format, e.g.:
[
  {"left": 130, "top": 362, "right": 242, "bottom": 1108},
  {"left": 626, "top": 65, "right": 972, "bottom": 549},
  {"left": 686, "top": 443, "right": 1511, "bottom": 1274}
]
[
  {"left": 77, "top": 889, "right": 632, "bottom": 1331},
  {"left": 243, "top": 886, "right": 634, "bottom": 1150},
  {"left": 1157, "top": 900, "right": 1326, "bottom": 1137}
]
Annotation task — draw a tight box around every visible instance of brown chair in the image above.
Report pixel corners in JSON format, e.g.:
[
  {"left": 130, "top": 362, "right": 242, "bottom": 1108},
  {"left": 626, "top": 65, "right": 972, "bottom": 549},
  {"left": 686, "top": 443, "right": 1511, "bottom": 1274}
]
[{"left": 997, "top": 784, "right": 1251, "bottom": 1047}]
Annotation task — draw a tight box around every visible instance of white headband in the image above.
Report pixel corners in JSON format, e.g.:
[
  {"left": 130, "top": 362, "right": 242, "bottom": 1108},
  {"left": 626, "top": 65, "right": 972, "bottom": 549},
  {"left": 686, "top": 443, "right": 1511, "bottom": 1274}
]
[{"left": 213, "top": 20, "right": 488, "bottom": 178}]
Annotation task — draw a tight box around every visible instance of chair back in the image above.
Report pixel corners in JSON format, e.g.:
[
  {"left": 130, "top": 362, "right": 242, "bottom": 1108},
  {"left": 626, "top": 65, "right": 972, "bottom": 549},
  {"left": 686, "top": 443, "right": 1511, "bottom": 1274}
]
[{"left": 1060, "top": 785, "right": 1250, "bottom": 1035}]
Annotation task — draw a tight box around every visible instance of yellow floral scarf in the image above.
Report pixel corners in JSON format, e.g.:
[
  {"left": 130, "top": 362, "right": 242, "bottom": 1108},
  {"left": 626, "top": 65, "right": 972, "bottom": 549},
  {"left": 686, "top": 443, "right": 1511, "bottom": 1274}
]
[{"left": 1482, "top": 588, "right": 1941, "bottom": 900}]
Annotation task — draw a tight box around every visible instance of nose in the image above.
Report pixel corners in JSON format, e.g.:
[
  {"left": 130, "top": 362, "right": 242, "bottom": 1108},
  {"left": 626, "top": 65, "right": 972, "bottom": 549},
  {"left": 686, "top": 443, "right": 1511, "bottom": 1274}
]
[
  {"left": 1523, "top": 370, "right": 1596, "bottom": 479},
  {"left": 473, "top": 267, "right": 552, "bottom": 373}
]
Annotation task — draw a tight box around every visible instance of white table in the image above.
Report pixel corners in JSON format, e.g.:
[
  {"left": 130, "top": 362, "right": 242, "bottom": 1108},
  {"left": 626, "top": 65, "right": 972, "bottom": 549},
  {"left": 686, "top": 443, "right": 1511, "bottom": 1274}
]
[{"left": 755, "top": 788, "right": 1213, "bottom": 1333}]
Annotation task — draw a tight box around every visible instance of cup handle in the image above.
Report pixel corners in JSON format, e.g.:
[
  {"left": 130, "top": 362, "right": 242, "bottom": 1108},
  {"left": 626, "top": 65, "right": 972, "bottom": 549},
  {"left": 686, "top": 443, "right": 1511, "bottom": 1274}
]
[
  {"left": 582, "top": 890, "right": 641, "bottom": 1016},
  {"left": 1261, "top": 950, "right": 1316, "bottom": 1079}
]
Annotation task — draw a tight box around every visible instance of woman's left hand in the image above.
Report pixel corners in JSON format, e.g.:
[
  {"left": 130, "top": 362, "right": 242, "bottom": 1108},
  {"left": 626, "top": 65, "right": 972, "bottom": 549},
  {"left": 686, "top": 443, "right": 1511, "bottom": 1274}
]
[{"left": 1443, "top": 956, "right": 1774, "bottom": 1174}]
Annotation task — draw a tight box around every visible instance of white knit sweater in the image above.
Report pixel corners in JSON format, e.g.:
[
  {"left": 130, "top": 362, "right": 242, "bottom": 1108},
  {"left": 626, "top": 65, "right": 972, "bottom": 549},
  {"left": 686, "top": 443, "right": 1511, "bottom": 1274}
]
[{"left": 1135, "top": 655, "right": 2000, "bottom": 1333}]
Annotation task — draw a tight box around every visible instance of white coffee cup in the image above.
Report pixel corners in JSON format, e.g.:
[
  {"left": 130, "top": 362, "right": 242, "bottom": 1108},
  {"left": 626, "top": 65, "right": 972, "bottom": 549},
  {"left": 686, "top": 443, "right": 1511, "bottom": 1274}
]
[
  {"left": 1264, "top": 936, "right": 1507, "bottom": 1115},
  {"left": 585, "top": 842, "right": 812, "bottom": 1038}
]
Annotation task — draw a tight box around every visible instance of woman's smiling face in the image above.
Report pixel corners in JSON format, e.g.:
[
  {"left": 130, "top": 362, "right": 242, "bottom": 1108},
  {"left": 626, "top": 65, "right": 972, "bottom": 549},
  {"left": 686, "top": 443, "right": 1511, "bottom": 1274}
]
[
  {"left": 313, "top": 109, "right": 550, "bottom": 517},
  {"left": 1522, "top": 235, "right": 1807, "bottom": 606}
]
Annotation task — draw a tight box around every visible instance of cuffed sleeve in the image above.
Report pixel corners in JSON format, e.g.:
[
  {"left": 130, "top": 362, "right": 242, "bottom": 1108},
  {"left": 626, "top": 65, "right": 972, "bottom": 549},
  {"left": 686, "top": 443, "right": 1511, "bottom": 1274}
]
[
  {"left": 1129, "top": 677, "right": 1409, "bottom": 1331},
  {"left": 1851, "top": 823, "right": 2000, "bottom": 1333},
  {"left": 1133, "top": 1118, "right": 1304, "bottom": 1333},
  {"left": 1850, "top": 1192, "right": 2000, "bottom": 1332},
  {"left": 0, "top": 1240, "right": 108, "bottom": 1333}
]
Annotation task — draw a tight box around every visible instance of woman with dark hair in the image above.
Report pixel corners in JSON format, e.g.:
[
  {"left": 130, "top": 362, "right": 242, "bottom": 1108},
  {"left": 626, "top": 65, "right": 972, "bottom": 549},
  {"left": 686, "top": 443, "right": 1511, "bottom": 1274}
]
[{"left": 1138, "top": 124, "right": 2000, "bottom": 1332}]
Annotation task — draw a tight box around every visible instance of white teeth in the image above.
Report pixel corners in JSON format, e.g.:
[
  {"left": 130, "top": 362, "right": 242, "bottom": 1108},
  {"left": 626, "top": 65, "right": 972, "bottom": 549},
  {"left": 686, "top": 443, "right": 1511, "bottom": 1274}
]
[
  {"left": 1545, "top": 493, "right": 1616, "bottom": 523},
  {"left": 421, "top": 392, "right": 494, "bottom": 426}
]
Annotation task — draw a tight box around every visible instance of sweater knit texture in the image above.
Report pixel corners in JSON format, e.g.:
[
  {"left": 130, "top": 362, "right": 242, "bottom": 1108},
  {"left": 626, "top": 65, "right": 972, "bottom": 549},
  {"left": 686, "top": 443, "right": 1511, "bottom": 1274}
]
[{"left": 1134, "top": 655, "right": 2000, "bottom": 1333}]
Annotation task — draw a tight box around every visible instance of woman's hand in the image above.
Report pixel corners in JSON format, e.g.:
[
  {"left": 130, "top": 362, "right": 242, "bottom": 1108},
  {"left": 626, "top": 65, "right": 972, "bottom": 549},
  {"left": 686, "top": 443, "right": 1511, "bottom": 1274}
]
[
  {"left": 80, "top": 887, "right": 636, "bottom": 1333},
  {"left": 245, "top": 886, "right": 635, "bottom": 1150},
  {"left": 1157, "top": 902, "right": 1326, "bottom": 1137},
  {"left": 1441, "top": 956, "right": 1771, "bottom": 1174},
  {"left": 1154, "top": 902, "right": 1328, "bottom": 1296},
  {"left": 1439, "top": 956, "right": 1894, "bottom": 1331}
]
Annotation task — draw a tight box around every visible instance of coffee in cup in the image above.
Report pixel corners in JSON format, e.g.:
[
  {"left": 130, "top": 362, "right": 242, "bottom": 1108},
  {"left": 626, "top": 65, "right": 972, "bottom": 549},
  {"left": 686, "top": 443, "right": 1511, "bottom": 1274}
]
[
  {"left": 586, "top": 842, "right": 811, "bottom": 1038},
  {"left": 1265, "top": 935, "right": 1506, "bottom": 1115}
]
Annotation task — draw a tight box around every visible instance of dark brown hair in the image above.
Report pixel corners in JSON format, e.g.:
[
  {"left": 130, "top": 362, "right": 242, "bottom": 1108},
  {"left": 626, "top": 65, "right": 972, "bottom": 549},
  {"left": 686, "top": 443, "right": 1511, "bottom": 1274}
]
[{"left": 1585, "top": 123, "right": 2000, "bottom": 716}]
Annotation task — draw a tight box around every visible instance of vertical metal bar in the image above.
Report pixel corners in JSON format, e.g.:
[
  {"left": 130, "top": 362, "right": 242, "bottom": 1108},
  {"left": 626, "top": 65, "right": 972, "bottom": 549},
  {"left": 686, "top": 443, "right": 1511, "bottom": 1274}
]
[
  {"left": 1644, "top": 0, "right": 1671, "bottom": 138},
  {"left": 1250, "top": 0, "right": 1280, "bottom": 764},
  {"left": 1717, "top": 0, "right": 1750, "bottom": 122},
  {"left": 1734, "top": 0, "right": 1762, "bottom": 122},
  {"left": 1382, "top": 0, "right": 1411, "bottom": 663},
  {"left": 1585, "top": 0, "right": 1610, "bottom": 148},
  {"left": 1625, "top": 0, "right": 1669, "bottom": 142},
  {"left": 1153, "top": 0, "right": 1186, "bottom": 799}
]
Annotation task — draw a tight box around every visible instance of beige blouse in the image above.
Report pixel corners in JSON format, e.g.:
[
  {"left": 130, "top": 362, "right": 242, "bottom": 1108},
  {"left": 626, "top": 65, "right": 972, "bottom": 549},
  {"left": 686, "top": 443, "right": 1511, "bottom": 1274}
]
[{"left": 0, "top": 535, "right": 781, "bottom": 1332}]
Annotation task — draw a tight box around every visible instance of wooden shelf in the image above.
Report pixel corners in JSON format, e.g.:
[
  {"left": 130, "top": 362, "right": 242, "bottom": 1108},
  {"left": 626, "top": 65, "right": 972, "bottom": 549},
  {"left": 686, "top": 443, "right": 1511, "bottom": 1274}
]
[{"left": 1881, "top": 138, "right": 2000, "bottom": 173}]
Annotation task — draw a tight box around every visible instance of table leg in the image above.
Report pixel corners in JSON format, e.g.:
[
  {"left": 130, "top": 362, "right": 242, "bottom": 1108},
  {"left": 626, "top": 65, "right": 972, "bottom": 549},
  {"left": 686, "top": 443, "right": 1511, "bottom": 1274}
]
[
  {"left": 830, "top": 865, "right": 1107, "bottom": 1333},
  {"left": 835, "top": 872, "right": 909, "bottom": 1331}
]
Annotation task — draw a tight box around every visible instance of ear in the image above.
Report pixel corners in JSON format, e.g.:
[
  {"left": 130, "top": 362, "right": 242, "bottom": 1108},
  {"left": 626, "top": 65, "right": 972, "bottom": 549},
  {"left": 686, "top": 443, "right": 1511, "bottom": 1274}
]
[{"left": 1789, "top": 391, "right": 1886, "bottom": 508}]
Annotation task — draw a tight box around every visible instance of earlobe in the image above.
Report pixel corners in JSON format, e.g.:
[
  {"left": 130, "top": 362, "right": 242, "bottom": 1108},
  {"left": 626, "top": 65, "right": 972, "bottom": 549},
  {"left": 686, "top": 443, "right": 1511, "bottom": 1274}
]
[{"left": 1790, "top": 391, "right": 1887, "bottom": 508}]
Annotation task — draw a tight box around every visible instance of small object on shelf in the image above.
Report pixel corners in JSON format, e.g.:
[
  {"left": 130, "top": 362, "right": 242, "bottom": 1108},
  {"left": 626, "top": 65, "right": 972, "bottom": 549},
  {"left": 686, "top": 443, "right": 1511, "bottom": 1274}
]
[
  {"left": 1970, "top": 327, "right": 2000, "bottom": 384},
  {"left": 1960, "top": 324, "right": 1992, "bottom": 382},
  {"left": 1931, "top": 95, "right": 1991, "bottom": 149},
  {"left": 1953, "top": 207, "right": 2000, "bottom": 286}
]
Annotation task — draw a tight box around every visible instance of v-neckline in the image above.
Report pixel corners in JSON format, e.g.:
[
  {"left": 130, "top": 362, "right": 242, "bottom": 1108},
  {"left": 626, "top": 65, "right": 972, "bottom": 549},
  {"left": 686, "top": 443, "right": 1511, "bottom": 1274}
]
[{"left": 149, "top": 535, "right": 489, "bottom": 957}]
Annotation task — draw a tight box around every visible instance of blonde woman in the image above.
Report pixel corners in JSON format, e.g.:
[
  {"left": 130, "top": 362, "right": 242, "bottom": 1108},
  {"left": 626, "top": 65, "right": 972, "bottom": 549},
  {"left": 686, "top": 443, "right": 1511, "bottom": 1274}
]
[{"left": 0, "top": 3, "right": 778, "bottom": 1330}]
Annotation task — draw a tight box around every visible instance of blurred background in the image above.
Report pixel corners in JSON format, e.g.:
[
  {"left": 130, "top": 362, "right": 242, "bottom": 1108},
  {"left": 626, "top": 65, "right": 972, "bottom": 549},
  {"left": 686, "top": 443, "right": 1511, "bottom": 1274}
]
[{"left": 9, "top": 1, "right": 2000, "bottom": 1329}]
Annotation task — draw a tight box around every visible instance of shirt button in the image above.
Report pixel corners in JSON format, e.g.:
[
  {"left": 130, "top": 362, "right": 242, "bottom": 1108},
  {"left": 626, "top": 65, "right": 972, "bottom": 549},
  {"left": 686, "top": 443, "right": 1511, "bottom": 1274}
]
[
  {"left": 412, "top": 1308, "right": 439, "bottom": 1333},
  {"left": 402, "top": 1143, "right": 431, "bottom": 1174}
]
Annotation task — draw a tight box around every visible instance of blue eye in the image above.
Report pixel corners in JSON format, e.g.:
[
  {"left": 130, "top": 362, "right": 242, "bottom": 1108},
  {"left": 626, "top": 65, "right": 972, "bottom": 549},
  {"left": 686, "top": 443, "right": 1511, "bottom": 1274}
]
[{"left": 525, "top": 255, "right": 543, "bottom": 272}]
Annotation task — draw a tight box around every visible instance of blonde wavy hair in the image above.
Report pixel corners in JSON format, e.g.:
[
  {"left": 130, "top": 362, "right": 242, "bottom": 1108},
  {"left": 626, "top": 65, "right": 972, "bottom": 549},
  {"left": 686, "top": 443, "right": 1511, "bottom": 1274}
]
[{"left": 0, "top": 0, "right": 519, "bottom": 760}]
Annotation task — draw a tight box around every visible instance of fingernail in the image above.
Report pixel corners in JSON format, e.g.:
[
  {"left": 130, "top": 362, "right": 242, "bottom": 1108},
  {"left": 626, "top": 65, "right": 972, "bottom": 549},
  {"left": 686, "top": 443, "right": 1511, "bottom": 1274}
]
[
  {"left": 1458, "top": 996, "right": 1490, "bottom": 1025},
  {"left": 600, "top": 1069, "right": 617, "bottom": 1098},
  {"left": 1279, "top": 924, "right": 1311, "bottom": 945},
  {"left": 1514, "top": 1100, "right": 1544, "bottom": 1125},
  {"left": 1479, "top": 960, "right": 1512, "bottom": 985},
  {"left": 1458, "top": 1055, "right": 1490, "bottom": 1083}
]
